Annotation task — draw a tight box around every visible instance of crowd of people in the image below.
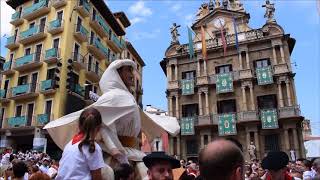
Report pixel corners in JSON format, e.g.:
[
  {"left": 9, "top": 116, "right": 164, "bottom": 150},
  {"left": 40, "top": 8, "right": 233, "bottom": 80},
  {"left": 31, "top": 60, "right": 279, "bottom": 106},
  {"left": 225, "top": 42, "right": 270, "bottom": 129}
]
[
  {"left": 0, "top": 60, "right": 320, "bottom": 180},
  {"left": 0, "top": 148, "right": 58, "bottom": 179}
]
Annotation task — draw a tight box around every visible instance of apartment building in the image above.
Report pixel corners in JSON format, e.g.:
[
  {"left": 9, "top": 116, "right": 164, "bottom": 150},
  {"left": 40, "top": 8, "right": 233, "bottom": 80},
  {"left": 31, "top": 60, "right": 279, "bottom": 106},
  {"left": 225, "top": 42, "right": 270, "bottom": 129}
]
[{"left": 0, "top": 0, "right": 130, "bottom": 152}]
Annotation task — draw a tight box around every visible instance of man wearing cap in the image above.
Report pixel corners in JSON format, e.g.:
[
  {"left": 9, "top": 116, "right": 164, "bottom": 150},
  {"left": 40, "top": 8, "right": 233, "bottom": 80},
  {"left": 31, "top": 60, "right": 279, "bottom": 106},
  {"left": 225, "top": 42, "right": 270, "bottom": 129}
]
[
  {"left": 262, "top": 151, "right": 294, "bottom": 180},
  {"left": 143, "top": 151, "right": 180, "bottom": 180}
]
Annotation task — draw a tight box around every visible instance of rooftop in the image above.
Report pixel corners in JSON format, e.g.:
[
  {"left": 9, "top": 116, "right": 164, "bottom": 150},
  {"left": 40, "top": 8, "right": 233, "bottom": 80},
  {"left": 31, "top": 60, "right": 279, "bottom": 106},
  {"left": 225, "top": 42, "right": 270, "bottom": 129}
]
[{"left": 126, "top": 41, "right": 146, "bottom": 67}]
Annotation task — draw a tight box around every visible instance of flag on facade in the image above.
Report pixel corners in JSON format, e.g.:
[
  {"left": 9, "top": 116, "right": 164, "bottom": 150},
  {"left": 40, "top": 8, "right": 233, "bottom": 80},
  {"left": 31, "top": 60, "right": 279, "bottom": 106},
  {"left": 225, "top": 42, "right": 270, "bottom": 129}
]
[
  {"left": 201, "top": 26, "right": 207, "bottom": 60},
  {"left": 232, "top": 17, "right": 239, "bottom": 53},
  {"left": 219, "top": 21, "right": 227, "bottom": 56},
  {"left": 187, "top": 27, "right": 195, "bottom": 60}
]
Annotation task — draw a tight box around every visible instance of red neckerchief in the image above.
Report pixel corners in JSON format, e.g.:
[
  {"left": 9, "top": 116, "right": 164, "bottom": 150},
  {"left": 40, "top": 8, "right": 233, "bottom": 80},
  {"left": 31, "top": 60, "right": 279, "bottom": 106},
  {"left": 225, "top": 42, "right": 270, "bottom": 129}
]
[
  {"left": 51, "top": 165, "right": 58, "bottom": 170},
  {"left": 266, "top": 172, "right": 293, "bottom": 180},
  {"left": 72, "top": 132, "right": 84, "bottom": 145}
]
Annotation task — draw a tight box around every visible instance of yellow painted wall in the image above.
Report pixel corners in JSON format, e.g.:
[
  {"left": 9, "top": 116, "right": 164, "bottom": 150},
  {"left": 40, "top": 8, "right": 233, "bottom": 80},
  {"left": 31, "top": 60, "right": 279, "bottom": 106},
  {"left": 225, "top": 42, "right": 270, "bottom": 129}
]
[{"left": 1, "top": 0, "right": 127, "bottom": 129}]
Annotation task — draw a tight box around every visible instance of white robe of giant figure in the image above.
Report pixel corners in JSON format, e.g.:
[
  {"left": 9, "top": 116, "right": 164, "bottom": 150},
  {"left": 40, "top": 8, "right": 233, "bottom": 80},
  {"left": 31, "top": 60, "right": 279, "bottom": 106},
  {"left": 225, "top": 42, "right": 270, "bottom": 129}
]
[{"left": 44, "top": 59, "right": 180, "bottom": 174}]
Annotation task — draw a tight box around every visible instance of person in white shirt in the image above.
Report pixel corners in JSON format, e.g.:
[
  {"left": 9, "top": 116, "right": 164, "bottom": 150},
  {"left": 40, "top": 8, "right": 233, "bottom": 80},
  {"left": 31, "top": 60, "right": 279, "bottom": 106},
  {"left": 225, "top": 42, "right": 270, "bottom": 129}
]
[
  {"left": 56, "top": 107, "right": 105, "bottom": 180},
  {"left": 1, "top": 148, "right": 12, "bottom": 167},
  {"left": 296, "top": 158, "right": 313, "bottom": 180},
  {"left": 39, "top": 158, "right": 50, "bottom": 174}
]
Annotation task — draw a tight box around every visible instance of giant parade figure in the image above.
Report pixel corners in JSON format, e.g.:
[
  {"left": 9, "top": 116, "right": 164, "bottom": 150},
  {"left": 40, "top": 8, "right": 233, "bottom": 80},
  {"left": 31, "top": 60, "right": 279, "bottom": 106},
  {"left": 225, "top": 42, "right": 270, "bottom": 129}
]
[{"left": 44, "top": 59, "right": 180, "bottom": 179}]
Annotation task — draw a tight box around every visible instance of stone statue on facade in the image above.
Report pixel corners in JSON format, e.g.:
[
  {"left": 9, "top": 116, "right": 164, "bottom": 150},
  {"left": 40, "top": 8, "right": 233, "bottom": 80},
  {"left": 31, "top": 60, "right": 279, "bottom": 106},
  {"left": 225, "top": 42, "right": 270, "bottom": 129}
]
[
  {"left": 209, "top": 0, "right": 214, "bottom": 11},
  {"left": 262, "top": 0, "right": 276, "bottom": 23},
  {"left": 196, "top": 3, "right": 210, "bottom": 20},
  {"left": 170, "top": 23, "right": 181, "bottom": 44},
  {"left": 248, "top": 141, "right": 257, "bottom": 161},
  {"left": 230, "top": 0, "right": 244, "bottom": 12},
  {"left": 222, "top": 0, "right": 229, "bottom": 9},
  {"left": 214, "top": 0, "right": 221, "bottom": 8}
]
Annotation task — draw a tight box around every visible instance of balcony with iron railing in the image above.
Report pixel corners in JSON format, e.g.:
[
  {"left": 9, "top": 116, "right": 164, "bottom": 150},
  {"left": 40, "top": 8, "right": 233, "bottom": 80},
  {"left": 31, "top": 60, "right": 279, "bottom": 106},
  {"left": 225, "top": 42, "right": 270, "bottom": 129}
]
[
  {"left": 273, "top": 63, "right": 290, "bottom": 75},
  {"left": 85, "top": 63, "right": 103, "bottom": 82},
  {"left": 208, "top": 71, "right": 239, "bottom": 84},
  {"left": 19, "top": 24, "right": 47, "bottom": 45},
  {"left": 107, "top": 33, "right": 125, "bottom": 52},
  {"left": 40, "top": 79, "right": 56, "bottom": 95},
  {"left": 5, "top": 35, "right": 19, "bottom": 50},
  {"left": 48, "top": 19, "right": 64, "bottom": 35},
  {"left": 44, "top": 48, "right": 60, "bottom": 64},
  {"left": 9, "top": 83, "right": 39, "bottom": 100},
  {"left": 7, "top": 116, "right": 27, "bottom": 128},
  {"left": 36, "top": 113, "right": 53, "bottom": 126},
  {"left": 22, "top": 0, "right": 50, "bottom": 21},
  {"left": 181, "top": 29, "right": 264, "bottom": 53},
  {"left": 90, "top": 13, "right": 110, "bottom": 38},
  {"left": 70, "top": 84, "right": 85, "bottom": 97},
  {"left": 52, "top": 0, "right": 67, "bottom": 9},
  {"left": 239, "top": 69, "right": 253, "bottom": 80},
  {"left": 75, "top": 0, "right": 91, "bottom": 17},
  {"left": 10, "top": 11, "right": 23, "bottom": 26},
  {"left": 168, "top": 80, "right": 179, "bottom": 90},
  {"left": 71, "top": 52, "right": 86, "bottom": 70},
  {"left": 14, "top": 53, "right": 43, "bottom": 72},
  {"left": 1, "top": 61, "right": 15, "bottom": 75},
  {"left": 0, "top": 89, "right": 10, "bottom": 103},
  {"left": 88, "top": 37, "right": 109, "bottom": 60},
  {"left": 237, "top": 111, "right": 259, "bottom": 122},
  {"left": 278, "top": 105, "right": 301, "bottom": 119},
  {"left": 74, "top": 24, "right": 88, "bottom": 43}
]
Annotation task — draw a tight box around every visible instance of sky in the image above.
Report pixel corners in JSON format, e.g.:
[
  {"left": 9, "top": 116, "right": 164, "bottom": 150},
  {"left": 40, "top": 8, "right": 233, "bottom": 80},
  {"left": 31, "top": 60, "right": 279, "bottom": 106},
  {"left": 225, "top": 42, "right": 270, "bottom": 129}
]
[{"left": 1, "top": 0, "right": 319, "bottom": 135}]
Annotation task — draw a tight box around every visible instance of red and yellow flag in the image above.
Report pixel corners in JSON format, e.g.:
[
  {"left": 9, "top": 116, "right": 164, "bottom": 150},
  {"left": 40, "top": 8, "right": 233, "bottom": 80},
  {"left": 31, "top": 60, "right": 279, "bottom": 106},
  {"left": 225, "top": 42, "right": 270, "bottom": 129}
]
[{"left": 201, "top": 26, "right": 207, "bottom": 60}]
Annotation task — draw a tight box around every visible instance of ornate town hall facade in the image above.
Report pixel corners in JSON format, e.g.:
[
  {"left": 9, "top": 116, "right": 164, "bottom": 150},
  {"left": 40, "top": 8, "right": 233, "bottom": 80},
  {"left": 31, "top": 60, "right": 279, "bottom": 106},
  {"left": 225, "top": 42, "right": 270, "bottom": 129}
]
[{"left": 161, "top": 0, "right": 305, "bottom": 161}]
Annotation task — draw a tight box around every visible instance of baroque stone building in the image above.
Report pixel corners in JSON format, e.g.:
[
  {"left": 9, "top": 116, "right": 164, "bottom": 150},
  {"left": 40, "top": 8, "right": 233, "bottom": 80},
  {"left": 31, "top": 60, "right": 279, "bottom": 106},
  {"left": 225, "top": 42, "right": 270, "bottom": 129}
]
[{"left": 160, "top": 0, "right": 305, "bottom": 161}]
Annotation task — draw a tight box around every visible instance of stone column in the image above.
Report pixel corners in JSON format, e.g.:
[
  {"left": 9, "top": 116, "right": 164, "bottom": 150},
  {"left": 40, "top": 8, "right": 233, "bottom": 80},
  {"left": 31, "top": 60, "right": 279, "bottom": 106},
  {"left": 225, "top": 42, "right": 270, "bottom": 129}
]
[
  {"left": 241, "top": 86, "right": 248, "bottom": 111},
  {"left": 177, "top": 136, "right": 181, "bottom": 157},
  {"left": 249, "top": 84, "right": 255, "bottom": 110},
  {"left": 272, "top": 46, "right": 277, "bottom": 65},
  {"left": 292, "top": 129, "right": 299, "bottom": 156},
  {"left": 181, "top": 137, "right": 186, "bottom": 159},
  {"left": 208, "top": 132, "right": 212, "bottom": 143},
  {"left": 169, "top": 96, "right": 173, "bottom": 116},
  {"left": 280, "top": 45, "right": 285, "bottom": 64},
  {"left": 284, "top": 128, "right": 290, "bottom": 153},
  {"left": 298, "top": 129, "right": 306, "bottom": 158},
  {"left": 197, "top": 60, "right": 201, "bottom": 77},
  {"left": 175, "top": 95, "right": 179, "bottom": 119},
  {"left": 254, "top": 131, "right": 260, "bottom": 159},
  {"left": 200, "top": 134, "right": 204, "bottom": 149},
  {"left": 239, "top": 53, "right": 243, "bottom": 70},
  {"left": 277, "top": 81, "right": 284, "bottom": 108},
  {"left": 245, "top": 51, "right": 250, "bottom": 69},
  {"left": 169, "top": 137, "right": 174, "bottom": 155},
  {"left": 204, "top": 91, "right": 209, "bottom": 115},
  {"left": 198, "top": 92, "right": 203, "bottom": 116},
  {"left": 167, "top": 65, "right": 172, "bottom": 81},
  {"left": 174, "top": 64, "right": 178, "bottom": 81},
  {"left": 285, "top": 79, "right": 292, "bottom": 106},
  {"left": 204, "top": 60, "right": 207, "bottom": 75}
]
